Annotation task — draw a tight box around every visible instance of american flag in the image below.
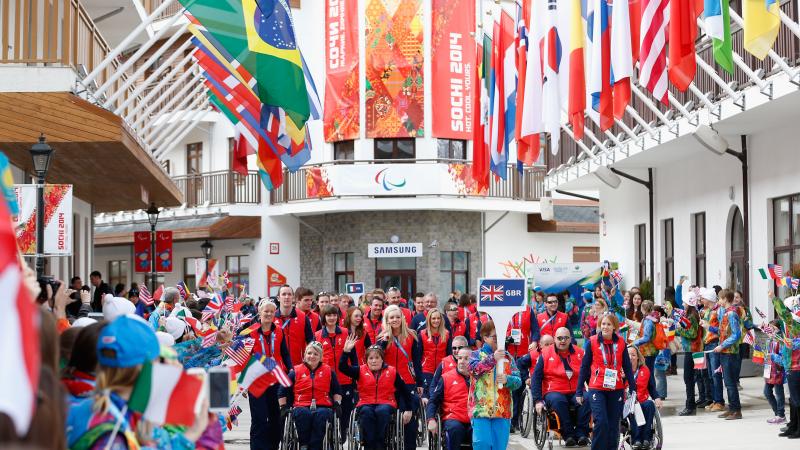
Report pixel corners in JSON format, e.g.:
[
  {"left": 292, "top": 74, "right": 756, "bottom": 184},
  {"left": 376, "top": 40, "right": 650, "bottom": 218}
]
[
  {"left": 262, "top": 356, "right": 291, "bottom": 387},
  {"left": 202, "top": 331, "right": 218, "bottom": 348},
  {"left": 743, "top": 330, "right": 755, "bottom": 345},
  {"left": 224, "top": 338, "right": 255, "bottom": 367},
  {"left": 224, "top": 295, "right": 236, "bottom": 313},
  {"left": 792, "top": 278, "right": 800, "bottom": 290},
  {"left": 638, "top": 0, "right": 670, "bottom": 104},
  {"left": 201, "top": 308, "right": 216, "bottom": 323},
  {"left": 139, "top": 285, "right": 154, "bottom": 306},
  {"left": 769, "top": 264, "right": 784, "bottom": 279}
]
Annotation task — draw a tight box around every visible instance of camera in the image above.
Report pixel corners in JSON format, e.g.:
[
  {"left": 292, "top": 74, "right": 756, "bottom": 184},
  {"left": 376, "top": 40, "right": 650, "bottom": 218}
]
[{"left": 36, "top": 276, "right": 61, "bottom": 304}]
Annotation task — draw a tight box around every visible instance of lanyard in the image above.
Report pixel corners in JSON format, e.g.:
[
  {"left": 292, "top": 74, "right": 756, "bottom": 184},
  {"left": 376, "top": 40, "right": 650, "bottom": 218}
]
[
  {"left": 600, "top": 340, "right": 618, "bottom": 369},
  {"left": 393, "top": 336, "right": 411, "bottom": 361},
  {"left": 542, "top": 312, "right": 558, "bottom": 329},
  {"left": 259, "top": 329, "right": 276, "bottom": 356}
]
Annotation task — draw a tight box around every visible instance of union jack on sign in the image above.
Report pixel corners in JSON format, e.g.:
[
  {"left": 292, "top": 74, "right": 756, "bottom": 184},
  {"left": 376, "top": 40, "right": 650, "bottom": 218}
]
[{"left": 480, "top": 284, "right": 505, "bottom": 302}]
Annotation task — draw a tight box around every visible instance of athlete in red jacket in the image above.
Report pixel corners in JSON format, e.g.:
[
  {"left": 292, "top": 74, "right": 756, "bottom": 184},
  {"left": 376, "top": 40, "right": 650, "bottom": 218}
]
[
  {"left": 426, "top": 348, "right": 472, "bottom": 450},
  {"left": 537, "top": 294, "right": 569, "bottom": 338}
]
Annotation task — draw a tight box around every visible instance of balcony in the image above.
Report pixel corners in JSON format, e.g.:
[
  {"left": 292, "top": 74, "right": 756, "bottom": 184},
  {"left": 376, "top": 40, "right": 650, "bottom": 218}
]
[
  {"left": 269, "top": 159, "right": 546, "bottom": 206},
  {"left": 173, "top": 171, "right": 262, "bottom": 208}
]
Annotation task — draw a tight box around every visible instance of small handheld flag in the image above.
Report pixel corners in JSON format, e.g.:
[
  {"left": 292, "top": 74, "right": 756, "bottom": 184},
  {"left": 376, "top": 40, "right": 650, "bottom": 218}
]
[
  {"left": 139, "top": 285, "right": 154, "bottom": 306},
  {"left": 692, "top": 352, "right": 706, "bottom": 370},
  {"left": 768, "top": 264, "right": 784, "bottom": 280}
]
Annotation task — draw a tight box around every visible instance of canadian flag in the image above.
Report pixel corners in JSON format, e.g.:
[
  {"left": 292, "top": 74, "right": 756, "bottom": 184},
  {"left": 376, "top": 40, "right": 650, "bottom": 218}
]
[{"left": 0, "top": 198, "right": 39, "bottom": 434}]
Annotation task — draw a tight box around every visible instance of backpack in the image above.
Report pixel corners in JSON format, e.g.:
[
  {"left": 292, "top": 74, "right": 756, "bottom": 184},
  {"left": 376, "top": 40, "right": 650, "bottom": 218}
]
[{"left": 652, "top": 323, "right": 668, "bottom": 350}]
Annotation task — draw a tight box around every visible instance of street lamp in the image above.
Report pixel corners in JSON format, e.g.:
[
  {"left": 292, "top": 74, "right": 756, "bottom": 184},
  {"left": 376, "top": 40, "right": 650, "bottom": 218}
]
[
  {"left": 30, "top": 134, "right": 54, "bottom": 279},
  {"left": 146, "top": 202, "right": 160, "bottom": 293},
  {"left": 201, "top": 239, "right": 214, "bottom": 260}
]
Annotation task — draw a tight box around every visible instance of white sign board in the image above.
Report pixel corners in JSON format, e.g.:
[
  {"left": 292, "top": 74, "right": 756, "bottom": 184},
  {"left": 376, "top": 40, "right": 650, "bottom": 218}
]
[
  {"left": 368, "top": 243, "right": 423, "bottom": 258},
  {"left": 477, "top": 277, "right": 527, "bottom": 388},
  {"left": 13, "top": 184, "right": 73, "bottom": 255}
]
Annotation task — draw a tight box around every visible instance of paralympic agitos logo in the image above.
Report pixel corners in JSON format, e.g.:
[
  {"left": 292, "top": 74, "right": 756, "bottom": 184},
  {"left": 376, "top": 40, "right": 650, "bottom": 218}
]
[{"left": 374, "top": 168, "right": 406, "bottom": 191}]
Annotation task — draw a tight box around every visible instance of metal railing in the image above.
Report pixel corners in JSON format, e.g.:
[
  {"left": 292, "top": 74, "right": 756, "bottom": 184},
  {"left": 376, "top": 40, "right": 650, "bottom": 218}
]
[
  {"left": 142, "top": 0, "right": 185, "bottom": 21},
  {"left": 173, "top": 171, "right": 261, "bottom": 207},
  {"left": 549, "top": 0, "right": 800, "bottom": 171},
  {"left": 269, "top": 159, "right": 547, "bottom": 204}
]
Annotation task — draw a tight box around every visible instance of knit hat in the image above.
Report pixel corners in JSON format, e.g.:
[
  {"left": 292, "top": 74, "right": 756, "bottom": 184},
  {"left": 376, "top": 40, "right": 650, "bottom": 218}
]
[
  {"left": 684, "top": 291, "right": 698, "bottom": 307},
  {"left": 97, "top": 315, "right": 159, "bottom": 368},
  {"left": 165, "top": 316, "right": 187, "bottom": 340},
  {"left": 103, "top": 296, "right": 136, "bottom": 322},
  {"left": 699, "top": 287, "right": 717, "bottom": 302}
]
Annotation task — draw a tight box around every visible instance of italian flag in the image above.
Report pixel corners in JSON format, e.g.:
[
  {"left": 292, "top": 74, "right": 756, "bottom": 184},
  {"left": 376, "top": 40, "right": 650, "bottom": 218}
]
[
  {"left": 692, "top": 352, "right": 706, "bottom": 370},
  {"left": 129, "top": 362, "right": 204, "bottom": 426}
]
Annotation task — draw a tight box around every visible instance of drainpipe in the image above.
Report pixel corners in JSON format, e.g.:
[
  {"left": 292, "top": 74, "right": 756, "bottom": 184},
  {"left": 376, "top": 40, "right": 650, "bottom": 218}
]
[{"left": 610, "top": 168, "right": 655, "bottom": 285}]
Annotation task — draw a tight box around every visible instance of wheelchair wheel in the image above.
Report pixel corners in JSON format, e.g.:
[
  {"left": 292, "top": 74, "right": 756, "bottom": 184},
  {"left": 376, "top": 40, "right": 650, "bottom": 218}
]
[
  {"left": 347, "top": 409, "right": 360, "bottom": 450},
  {"left": 532, "top": 409, "right": 548, "bottom": 450},
  {"left": 428, "top": 414, "right": 442, "bottom": 450},
  {"left": 387, "top": 411, "right": 405, "bottom": 450},
  {"left": 322, "top": 412, "right": 341, "bottom": 450},
  {"left": 520, "top": 390, "right": 534, "bottom": 438},
  {"left": 280, "top": 412, "right": 300, "bottom": 450},
  {"left": 651, "top": 410, "right": 663, "bottom": 449},
  {"left": 417, "top": 402, "right": 427, "bottom": 446}
]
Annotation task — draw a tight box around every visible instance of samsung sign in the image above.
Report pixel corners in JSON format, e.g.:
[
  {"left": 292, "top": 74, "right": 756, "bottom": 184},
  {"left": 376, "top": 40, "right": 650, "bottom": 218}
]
[{"left": 368, "top": 243, "right": 423, "bottom": 258}]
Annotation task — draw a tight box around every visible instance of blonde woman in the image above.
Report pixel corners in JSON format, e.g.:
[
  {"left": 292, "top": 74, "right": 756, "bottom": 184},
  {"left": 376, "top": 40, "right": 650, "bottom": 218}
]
[
  {"left": 377, "top": 304, "right": 422, "bottom": 450},
  {"left": 419, "top": 308, "right": 452, "bottom": 393}
]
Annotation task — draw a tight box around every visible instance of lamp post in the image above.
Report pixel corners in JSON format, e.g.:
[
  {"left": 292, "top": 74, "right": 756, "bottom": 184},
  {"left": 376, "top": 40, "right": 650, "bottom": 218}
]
[
  {"left": 200, "top": 239, "right": 213, "bottom": 287},
  {"left": 30, "top": 134, "right": 54, "bottom": 279},
  {"left": 146, "top": 202, "right": 161, "bottom": 293}
]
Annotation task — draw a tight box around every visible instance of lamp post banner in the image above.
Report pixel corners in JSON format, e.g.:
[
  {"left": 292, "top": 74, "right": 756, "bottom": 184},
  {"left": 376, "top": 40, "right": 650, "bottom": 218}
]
[
  {"left": 134, "top": 231, "right": 152, "bottom": 273},
  {"left": 156, "top": 231, "right": 173, "bottom": 273},
  {"left": 13, "top": 184, "right": 72, "bottom": 255}
]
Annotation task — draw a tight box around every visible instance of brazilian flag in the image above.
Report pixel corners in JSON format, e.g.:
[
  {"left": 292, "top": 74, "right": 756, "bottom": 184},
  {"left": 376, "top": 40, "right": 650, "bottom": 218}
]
[{"left": 180, "top": 0, "right": 310, "bottom": 127}]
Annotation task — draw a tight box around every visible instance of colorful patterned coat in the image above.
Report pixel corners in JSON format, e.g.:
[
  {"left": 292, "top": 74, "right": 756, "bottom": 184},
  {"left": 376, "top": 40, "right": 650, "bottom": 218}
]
[{"left": 468, "top": 344, "right": 521, "bottom": 419}]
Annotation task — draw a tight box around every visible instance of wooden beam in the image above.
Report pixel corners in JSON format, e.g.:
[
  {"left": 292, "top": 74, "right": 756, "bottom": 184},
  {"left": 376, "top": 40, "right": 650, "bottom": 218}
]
[{"left": 95, "top": 217, "right": 262, "bottom": 246}]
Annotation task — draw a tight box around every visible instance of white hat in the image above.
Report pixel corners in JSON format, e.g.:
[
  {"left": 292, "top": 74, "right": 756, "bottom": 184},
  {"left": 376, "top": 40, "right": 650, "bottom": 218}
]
[
  {"left": 71, "top": 317, "right": 97, "bottom": 328},
  {"left": 103, "top": 297, "right": 136, "bottom": 322},
  {"left": 684, "top": 292, "right": 698, "bottom": 307},
  {"left": 156, "top": 331, "right": 176, "bottom": 347},
  {"left": 699, "top": 288, "right": 717, "bottom": 302},
  {"left": 164, "top": 316, "right": 187, "bottom": 340}
]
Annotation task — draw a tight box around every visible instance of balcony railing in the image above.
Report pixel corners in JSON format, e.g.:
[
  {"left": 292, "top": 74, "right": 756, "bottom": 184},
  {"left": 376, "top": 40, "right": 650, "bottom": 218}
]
[
  {"left": 142, "top": 0, "right": 185, "bottom": 21},
  {"left": 548, "top": 0, "right": 800, "bottom": 171},
  {"left": 173, "top": 171, "right": 261, "bottom": 207},
  {"left": 269, "top": 159, "right": 546, "bottom": 205}
]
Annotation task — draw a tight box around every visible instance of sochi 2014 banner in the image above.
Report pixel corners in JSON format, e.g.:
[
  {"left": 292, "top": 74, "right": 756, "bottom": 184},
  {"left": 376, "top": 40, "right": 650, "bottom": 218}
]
[
  {"left": 431, "top": 0, "right": 475, "bottom": 139},
  {"left": 323, "top": 0, "right": 360, "bottom": 142},
  {"left": 365, "top": 0, "right": 424, "bottom": 138},
  {"left": 13, "top": 184, "right": 72, "bottom": 255}
]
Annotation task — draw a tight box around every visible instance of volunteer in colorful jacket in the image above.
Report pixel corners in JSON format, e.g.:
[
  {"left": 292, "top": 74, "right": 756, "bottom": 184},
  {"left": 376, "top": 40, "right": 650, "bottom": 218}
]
[
  {"left": 504, "top": 302, "right": 540, "bottom": 433},
  {"left": 576, "top": 314, "right": 636, "bottom": 450},
  {"left": 537, "top": 294, "right": 569, "bottom": 338},
  {"left": 626, "top": 346, "right": 663, "bottom": 449},
  {"left": 632, "top": 300, "right": 659, "bottom": 373},
  {"left": 278, "top": 342, "right": 343, "bottom": 450},
  {"left": 377, "top": 304, "right": 423, "bottom": 450},
  {"left": 248, "top": 300, "right": 293, "bottom": 450},
  {"left": 771, "top": 293, "right": 800, "bottom": 438},
  {"left": 274, "top": 285, "right": 314, "bottom": 370},
  {"left": 420, "top": 308, "right": 452, "bottom": 391},
  {"left": 698, "top": 287, "right": 725, "bottom": 412},
  {"left": 711, "top": 289, "right": 743, "bottom": 420},
  {"left": 315, "top": 305, "right": 358, "bottom": 441},
  {"left": 469, "top": 321, "right": 522, "bottom": 450},
  {"left": 531, "top": 327, "right": 590, "bottom": 447},
  {"left": 674, "top": 296, "right": 711, "bottom": 416},
  {"left": 339, "top": 336, "right": 414, "bottom": 450},
  {"left": 426, "top": 348, "right": 472, "bottom": 450}
]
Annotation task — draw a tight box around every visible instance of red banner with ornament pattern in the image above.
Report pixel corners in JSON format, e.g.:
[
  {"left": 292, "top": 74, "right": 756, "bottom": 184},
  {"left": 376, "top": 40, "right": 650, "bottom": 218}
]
[
  {"left": 365, "top": 0, "right": 424, "bottom": 138},
  {"left": 324, "top": 0, "right": 360, "bottom": 142}
]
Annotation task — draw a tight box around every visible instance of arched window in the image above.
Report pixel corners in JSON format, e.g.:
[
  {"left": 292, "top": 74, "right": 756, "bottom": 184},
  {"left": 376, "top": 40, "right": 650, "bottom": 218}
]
[{"left": 729, "top": 207, "right": 747, "bottom": 295}]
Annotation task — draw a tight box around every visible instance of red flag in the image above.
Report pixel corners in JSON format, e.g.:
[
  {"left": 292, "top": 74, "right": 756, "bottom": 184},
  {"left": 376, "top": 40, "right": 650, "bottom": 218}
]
[
  {"left": 472, "top": 41, "right": 490, "bottom": 189},
  {"left": 668, "top": 0, "right": 703, "bottom": 92},
  {"left": 0, "top": 198, "right": 39, "bottom": 435},
  {"left": 232, "top": 130, "right": 250, "bottom": 176}
]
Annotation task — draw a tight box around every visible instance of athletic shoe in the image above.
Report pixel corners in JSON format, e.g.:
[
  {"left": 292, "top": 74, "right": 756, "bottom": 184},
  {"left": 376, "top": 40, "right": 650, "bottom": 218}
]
[{"left": 768, "top": 416, "right": 787, "bottom": 424}]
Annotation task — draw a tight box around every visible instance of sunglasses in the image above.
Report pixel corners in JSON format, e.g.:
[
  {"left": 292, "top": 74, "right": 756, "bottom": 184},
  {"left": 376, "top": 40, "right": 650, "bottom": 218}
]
[
  {"left": 448, "top": 308, "right": 458, "bottom": 312},
  {"left": 556, "top": 336, "right": 571, "bottom": 341},
  {"left": 545, "top": 300, "right": 558, "bottom": 304},
  {"left": 452, "top": 346, "right": 464, "bottom": 351}
]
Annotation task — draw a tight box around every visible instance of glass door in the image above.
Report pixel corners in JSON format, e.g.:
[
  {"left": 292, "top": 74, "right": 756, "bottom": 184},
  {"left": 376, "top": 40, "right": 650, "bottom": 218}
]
[{"left": 375, "top": 257, "right": 417, "bottom": 299}]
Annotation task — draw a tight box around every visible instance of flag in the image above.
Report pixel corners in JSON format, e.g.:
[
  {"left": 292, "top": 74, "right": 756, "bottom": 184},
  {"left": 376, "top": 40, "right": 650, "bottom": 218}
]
[
  {"left": 501, "top": 11, "right": 518, "bottom": 162},
  {"left": 792, "top": 278, "right": 800, "bottom": 290},
  {"left": 564, "top": 0, "right": 586, "bottom": 139},
  {"left": 743, "top": 0, "right": 781, "bottom": 59},
  {"left": 153, "top": 284, "right": 164, "bottom": 302},
  {"left": 514, "top": 0, "right": 540, "bottom": 168},
  {"left": 489, "top": 14, "right": 510, "bottom": 180},
  {"left": 588, "top": 0, "right": 614, "bottom": 130},
  {"left": 0, "top": 197, "right": 39, "bottom": 435},
  {"left": 704, "top": 0, "right": 734, "bottom": 73},
  {"left": 238, "top": 354, "right": 291, "bottom": 397},
  {"left": 473, "top": 39, "right": 491, "bottom": 189},
  {"left": 179, "top": 0, "right": 312, "bottom": 127},
  {"left": 759, "top": 268, "right": 769, "bottom": 280},
  {"left": 668, "top": 0, "right": 703, "bottom": 92},
  {"left": 0, "top": 152, "right": 18, "bottom": 215},
  {"left": 610, "top": 0, "right": 633, "bottom": 118},
  {"left": 539, "top": 0, "right": 562, "bottom": 154},
  {"left": 611, "top": 270, "right": 623, "bottom": 284},
  {"left": 752, "top": 348, "right": 765, "bottom": 365},
  {"left": 239, "top": 322, "right": 260, "bottom": 336},
  {"left": 225, "top": 338, "right": 256, "bottom": 367},
  {"left": 129, "top": 362, "right": 204, "bottom": 426},
  {"left": 678, "top": 315, "right": 692, "bottom": 329},
  {"left": 176, "top": 282, "right": 189, "bottom": 300},
  {"left": 232, "top": 127, "right": 250, "bottom": 176},
  {"left": 743, "top": 329, "right": 755, "bottom": 345},
  {"left": 692, "top": 352, "right": 706, "bottom": 370},
  {"left": 520, "top": 3, "right": 544, "bottom": 155},
  {"left": 768, "top": 264, "right": 784, "bottom": 279},
  {"left": 619, "top": 323, "right": 630, "bottom": 334},
  {"left": 139, "top": 285, "right": 154, "bottom": 306},
  {"left": 202, "top": 331, "right": 218, "bottom": 348},
  {"left": 755, "top": 306, "right": 767, "bottom": 319}
]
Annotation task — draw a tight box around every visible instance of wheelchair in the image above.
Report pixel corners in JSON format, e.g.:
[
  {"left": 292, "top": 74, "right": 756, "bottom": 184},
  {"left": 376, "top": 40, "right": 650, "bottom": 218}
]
[
  {"left": 520, "top": 389, "right": 534, "bottom": 438},
  {"left": 531, "top": 403, "right": 592, "bottom": 450},
  {"left": 347, "top": 406, "right": 404, "bottom": 450},
  {"left": 427, "top": 414, "right": 472, "bottom": 450},
  {"left": 618, "top": 407, "right": 663, "bottom": 450},
  {"left": 417, "top": 401, "right": 427, "bottom": 446},
  {"left": 280, "top": 406, "right": 340, "bottom": 450}
]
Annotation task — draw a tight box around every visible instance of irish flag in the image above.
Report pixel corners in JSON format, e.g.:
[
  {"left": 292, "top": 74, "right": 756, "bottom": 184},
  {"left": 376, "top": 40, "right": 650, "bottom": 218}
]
[{"left": 129, "top": 362, "right": 204, "bottom": 426}]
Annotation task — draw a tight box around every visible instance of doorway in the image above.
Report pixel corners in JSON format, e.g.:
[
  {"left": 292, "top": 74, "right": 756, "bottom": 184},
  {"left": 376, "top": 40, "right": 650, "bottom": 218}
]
[
  {"left": 375, "top": 257, "right": 416, "bottom": 299},
  {"left": 729, "top": 207, "right": 747, "bottom": 297}
]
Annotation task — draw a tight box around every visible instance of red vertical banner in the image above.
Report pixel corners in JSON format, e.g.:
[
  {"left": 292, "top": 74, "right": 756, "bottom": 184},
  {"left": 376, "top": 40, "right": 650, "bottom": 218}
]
[
  {"left": 323, "top": 0, "right": 360, "bottom": 142},
  {"left": 431, "top": 0, "right": 475, "bottom": 139},
  {"left": 156, "top": 231, "right": 173, "bottom": 273},
  {"left": 134, "top": 231, "right": 151, "bottom": 273}
]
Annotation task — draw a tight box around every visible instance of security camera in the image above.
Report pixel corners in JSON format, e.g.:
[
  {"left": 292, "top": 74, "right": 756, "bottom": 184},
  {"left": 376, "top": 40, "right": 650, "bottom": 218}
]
[{"left": 692, "top": 125, "right": 729, "bottom": 155}]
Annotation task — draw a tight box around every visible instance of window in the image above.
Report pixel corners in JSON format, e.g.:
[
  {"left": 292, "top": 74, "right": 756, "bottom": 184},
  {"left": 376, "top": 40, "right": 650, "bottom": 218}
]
[
  {"left": 184, "top": 257, "right": 205, "bottom": 290},
  {"left": 636, "top": 224, "right": 647, "bottom": 285},
  {"left": 226, "top": 256, "right": 250, "bottom": 298},
  {"left": 437, "top": 139, "right": 466, "bottom": 160},
  {"left": 334, "top": 140, "right": 355, "bottom": 161},
  {"left": 774, "top": 194, "right": 800, "bottom": 297},
  {"left": 694, "top": 212, "right": 707, "bottom": 286},
  {"left": 108, "top": 260, "right": 128, "bottom": 289},
  {"left": 573, "top": 246, "right": 600, "bottom": 262},
  {"left": 374, "top": 139, "right": 415, "bottom": 160},
  {"left": 440, "top": 251, "right": 469, "bottom": 301},
  {"left": 334, "top": 252, "right": 355, "bottom": 293},
  {"left": 187, "top": 142, "right": 203, "bottom": 175},
  {"left": 663, "top": 218, "right": 674, "bottom": 288}
]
